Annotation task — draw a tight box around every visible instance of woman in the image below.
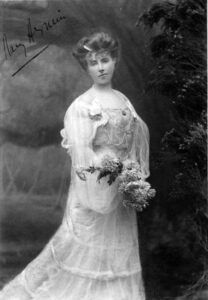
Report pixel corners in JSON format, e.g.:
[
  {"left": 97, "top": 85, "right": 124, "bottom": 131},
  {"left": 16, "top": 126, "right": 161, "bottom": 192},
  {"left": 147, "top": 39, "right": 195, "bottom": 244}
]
[{"left": 0, "top": 31, "right": 149, "bottom": 300}]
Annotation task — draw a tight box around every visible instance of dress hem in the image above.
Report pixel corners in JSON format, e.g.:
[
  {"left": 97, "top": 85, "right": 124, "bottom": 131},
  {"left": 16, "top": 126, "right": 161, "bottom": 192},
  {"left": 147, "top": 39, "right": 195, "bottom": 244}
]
[{"left": 51, "top": 243, "right": 142, "bottom": 281}]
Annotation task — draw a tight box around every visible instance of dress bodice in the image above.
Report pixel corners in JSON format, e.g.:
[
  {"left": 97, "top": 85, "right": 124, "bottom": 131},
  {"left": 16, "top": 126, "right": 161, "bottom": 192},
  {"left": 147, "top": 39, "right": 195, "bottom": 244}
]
[
  {"left": 0, "top": 91, "right": 147, "bottom": 300},
  {"left": 92, "top": 107, "right": 136, "bottom": 160}
]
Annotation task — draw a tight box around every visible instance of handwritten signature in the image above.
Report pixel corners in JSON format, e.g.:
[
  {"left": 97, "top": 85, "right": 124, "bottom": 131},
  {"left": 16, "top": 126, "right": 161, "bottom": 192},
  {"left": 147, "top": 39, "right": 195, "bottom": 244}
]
[{"left": 2, "top": 9, "right": 66, "bottom": 77}]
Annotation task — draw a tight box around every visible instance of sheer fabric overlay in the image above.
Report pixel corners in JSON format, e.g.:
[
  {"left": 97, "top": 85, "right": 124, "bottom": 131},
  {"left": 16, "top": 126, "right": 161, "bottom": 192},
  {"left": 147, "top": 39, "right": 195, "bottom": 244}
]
[{"left": 0, "top": 88, "right": 149, "bottom": 300}]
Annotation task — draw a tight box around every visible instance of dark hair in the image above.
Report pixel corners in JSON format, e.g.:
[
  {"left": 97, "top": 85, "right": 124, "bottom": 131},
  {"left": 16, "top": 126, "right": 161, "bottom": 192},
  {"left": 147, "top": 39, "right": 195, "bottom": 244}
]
[{"left": 72, "top": 31, "right": 120, "bottom": 70}]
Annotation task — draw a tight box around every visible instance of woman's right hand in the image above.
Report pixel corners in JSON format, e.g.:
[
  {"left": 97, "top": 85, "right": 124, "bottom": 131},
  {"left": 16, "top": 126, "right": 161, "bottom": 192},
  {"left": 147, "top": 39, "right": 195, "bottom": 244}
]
[{"left": 75, "top": 167, "right": 87, "bottom": 181}]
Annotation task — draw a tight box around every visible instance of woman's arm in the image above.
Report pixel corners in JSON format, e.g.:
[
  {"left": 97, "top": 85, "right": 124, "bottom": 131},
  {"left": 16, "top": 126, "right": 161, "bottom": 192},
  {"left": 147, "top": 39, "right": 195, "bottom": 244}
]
[
  {"left": 61, "top": 96, "right": 119, "bottom": 214},
  {"left": 114, "top": 89, "right": 150, "bottom": 179},
  {"left": 61, "top": 98, "right": 98, "bottom": 169}
]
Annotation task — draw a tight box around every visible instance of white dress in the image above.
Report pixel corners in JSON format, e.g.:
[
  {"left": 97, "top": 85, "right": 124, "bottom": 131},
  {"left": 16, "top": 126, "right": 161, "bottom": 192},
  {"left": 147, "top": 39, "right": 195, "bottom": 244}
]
[{"left": 0, "top": 87, "right": 149, "bottom": 300}]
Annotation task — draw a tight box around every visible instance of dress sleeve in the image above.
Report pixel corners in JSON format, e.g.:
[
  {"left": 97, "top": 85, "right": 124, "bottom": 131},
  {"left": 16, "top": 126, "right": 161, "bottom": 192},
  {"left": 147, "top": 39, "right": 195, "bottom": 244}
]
[
  {"left": 131, "top": 114, "right": 150, "bottom": 179},
  {"left": 60, "top": 98, "right": 118, "bottom": 214},
  {"left": 114, "top": 90, "right": 150, "bottom": 179},
  {"left": 60, "top": 99, "right": 100, "bottom": 169}
]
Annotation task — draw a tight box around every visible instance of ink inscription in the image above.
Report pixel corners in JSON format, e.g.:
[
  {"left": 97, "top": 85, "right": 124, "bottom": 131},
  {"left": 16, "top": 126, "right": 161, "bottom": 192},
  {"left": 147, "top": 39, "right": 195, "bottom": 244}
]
[{"left": 2, "top": 9, "right": 66, "bottom": 77}]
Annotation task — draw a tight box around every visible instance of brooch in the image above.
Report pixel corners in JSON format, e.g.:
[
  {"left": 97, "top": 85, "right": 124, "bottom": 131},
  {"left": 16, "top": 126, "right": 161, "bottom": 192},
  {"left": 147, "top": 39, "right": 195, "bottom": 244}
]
[
  {"left": 88, "top": 111, "right": 102, "bottom": 121},
  {"left": 88, "top": 101, "right": 103, "bottom": 121}
]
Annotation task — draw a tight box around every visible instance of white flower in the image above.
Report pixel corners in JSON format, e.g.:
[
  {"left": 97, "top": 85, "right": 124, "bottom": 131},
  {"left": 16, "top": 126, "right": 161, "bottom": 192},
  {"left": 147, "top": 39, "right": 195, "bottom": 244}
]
[
  {"left": 88, "top": 101, "right": 102, "bottom": 121},
  {"left": 117, "top": 161, "right": 156, "bottom": 211}
]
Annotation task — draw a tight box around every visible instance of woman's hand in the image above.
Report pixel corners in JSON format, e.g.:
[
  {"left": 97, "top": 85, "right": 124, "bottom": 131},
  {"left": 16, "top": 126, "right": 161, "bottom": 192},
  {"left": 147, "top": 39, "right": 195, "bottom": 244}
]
[
  {"left": 75, "top": 167, "right": 87, "bottom": 181},
  {"left": 122, "top": 159, "right": 134, "bottom": 168}
]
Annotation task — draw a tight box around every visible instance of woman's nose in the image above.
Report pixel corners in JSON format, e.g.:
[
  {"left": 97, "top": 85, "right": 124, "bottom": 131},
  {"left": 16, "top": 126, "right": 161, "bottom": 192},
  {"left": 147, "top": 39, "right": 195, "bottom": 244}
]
[{"left": 98, "top": 62, "right": 104, "bottom": 72}]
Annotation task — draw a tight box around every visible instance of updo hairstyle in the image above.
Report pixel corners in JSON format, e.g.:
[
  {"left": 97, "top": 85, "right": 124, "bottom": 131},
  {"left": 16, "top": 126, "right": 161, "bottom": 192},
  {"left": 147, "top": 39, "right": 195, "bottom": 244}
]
[{"left": 72, "top": 31, "right": 120, "bottom": 70}]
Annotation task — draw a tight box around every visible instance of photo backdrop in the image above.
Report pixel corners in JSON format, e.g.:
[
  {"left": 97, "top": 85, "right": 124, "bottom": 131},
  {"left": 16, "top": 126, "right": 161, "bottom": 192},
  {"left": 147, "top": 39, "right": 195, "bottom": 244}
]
[{"left": 0, "top": 1, "right": 190, "bottom": 299}]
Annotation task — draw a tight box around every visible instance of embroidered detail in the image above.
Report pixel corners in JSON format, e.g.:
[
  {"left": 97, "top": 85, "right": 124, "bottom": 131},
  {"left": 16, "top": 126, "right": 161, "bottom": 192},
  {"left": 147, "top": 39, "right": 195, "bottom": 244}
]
[
  {"left": 76, "top": 166, "right": 87, "bottom": 181},
  {"left": 88, "top": 100, "right": 103, "bottom": 121},
  {"left": 50, "top": 243, "right": 141, "bottom": 281},
  {"left": 88, "top": 112, "right": 102, "bottom": 121},
  {"left": 60, "top": 128, "right": 70, "bottom": 149}
]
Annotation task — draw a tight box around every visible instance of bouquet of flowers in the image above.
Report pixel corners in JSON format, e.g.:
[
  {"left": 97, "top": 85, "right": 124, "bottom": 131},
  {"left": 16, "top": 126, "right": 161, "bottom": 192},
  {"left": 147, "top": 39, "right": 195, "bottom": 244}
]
[
  {"left": 85, "top": 155, "right": 123, "bottom": 185},
  {"left": 79, "top": 155, "right": 156, "bottom": 211},
  {"left": 117, "top": 161, "right": 156, "bottom": 211}
]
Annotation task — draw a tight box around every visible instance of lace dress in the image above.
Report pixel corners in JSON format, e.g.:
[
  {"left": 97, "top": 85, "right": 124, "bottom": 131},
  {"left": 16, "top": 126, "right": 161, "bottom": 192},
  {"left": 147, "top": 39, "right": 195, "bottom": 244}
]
[{"left": 0, "top": 88, "right": 149, "bottom": 300}]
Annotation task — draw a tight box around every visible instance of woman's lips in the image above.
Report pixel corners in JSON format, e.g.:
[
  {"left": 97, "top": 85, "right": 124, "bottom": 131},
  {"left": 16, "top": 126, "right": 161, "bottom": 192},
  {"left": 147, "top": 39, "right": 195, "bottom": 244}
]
[{"left": 99, "top": 73, "right": 107, "bottom": 77}]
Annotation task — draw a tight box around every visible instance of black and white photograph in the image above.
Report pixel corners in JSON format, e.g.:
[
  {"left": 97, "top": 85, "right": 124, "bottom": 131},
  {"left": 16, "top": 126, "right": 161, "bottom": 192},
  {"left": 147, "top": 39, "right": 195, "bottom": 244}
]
[{"left": 0, "top": 0, "right": 207, "bottom": 299}]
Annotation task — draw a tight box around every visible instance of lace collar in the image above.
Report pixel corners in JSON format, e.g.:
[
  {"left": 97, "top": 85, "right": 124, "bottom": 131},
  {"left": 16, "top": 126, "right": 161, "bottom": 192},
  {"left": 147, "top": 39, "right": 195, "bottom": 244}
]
[{"left": 88, "top": 86, "right": 137, "bottom": 118}]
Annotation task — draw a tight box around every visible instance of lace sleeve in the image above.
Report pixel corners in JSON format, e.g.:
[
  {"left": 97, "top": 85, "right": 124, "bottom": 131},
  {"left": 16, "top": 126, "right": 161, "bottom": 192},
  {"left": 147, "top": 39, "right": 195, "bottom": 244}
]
[
  {"left": 114, "top": 90, "right": 150, "bottom": 179},
  {"left": 131, "top": 117, "right": 150, "bottom": 179},
  {"left": 60, "top": 99, "right": 98, "bottom": 168},
  {"left": 60, "top": 97, "right": 119, "bottom": 214}
]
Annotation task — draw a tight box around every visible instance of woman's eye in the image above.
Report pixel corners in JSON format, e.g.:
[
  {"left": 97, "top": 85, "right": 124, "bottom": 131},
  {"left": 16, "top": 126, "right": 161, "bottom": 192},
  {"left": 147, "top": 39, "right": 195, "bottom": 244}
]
[
  {"left": 102, "top": 58, "right": 109, "bottom": 63},
  {"left": 89, "top": 61, "right": 97, "bottom": 66}
]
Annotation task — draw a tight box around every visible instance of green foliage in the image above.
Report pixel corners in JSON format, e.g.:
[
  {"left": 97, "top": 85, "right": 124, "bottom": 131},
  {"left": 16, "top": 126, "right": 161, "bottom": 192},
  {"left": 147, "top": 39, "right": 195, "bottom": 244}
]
[
  {"left": 140, "top": 0, "right": 207, "bottom": 207},
  {"left": 139, "top": 0, "right": 207, "bottom": 297},
  {"left": 139, "top": 0, "right": 206, "bottom": 120}
]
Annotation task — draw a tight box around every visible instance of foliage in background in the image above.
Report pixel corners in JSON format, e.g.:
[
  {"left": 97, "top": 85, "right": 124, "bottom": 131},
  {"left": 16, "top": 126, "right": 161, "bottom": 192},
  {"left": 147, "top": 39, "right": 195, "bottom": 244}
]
[
  {"left": 1, "top": 1, "right": 207, "bottom": 299},
  {"left": 139, "top": 0, "right": 207, "bottom": 298}
]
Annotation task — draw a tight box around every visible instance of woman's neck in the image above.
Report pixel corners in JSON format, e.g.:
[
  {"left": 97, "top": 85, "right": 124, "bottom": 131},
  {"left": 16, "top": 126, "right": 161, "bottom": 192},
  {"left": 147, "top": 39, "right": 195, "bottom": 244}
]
[{"left": 92, "top": 83, "right": 112, "bottom": 93}]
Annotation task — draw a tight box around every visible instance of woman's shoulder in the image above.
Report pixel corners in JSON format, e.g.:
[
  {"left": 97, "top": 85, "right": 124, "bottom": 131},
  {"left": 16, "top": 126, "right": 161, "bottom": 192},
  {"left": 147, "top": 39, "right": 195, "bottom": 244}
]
[
  {"left": 113, "top": 89, "right": 129, "bottom": 101},
  {"left": 74, "top": 88, "right": 94, "bottom": 106},
  {"left": 113, "top": 89, "right": 136, "bottom": 111},
  {"left": 113, "top": 90, "right": 147, "bottom": 126},
  {"left": 64, "top": 88, "right": 94, "bottom": 117}
]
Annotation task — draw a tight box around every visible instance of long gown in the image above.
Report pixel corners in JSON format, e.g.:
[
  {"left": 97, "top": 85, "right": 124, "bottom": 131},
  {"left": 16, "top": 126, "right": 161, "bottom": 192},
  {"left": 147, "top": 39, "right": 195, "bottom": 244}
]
[{"left": 0, "top": 87, "right": 149, "bottom": 300}]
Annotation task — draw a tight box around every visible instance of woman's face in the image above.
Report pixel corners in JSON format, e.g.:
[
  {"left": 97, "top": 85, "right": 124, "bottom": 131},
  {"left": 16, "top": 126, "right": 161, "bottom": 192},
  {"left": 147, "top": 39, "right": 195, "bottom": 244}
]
[{"left": 86, "top": 51, "right": 116, "bottom": 86}]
